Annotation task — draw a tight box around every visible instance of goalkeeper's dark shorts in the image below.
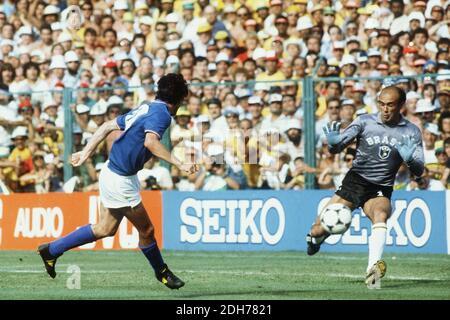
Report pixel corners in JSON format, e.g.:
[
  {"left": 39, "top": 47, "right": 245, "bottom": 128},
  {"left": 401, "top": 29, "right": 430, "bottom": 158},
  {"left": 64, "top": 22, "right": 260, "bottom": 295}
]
[{"left": 336, "top": 169, "right": 393, "bottom": 208}]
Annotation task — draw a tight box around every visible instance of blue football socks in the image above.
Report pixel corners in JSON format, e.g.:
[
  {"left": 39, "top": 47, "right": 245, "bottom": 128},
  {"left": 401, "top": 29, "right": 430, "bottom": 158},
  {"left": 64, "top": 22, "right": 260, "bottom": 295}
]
[
  {"left": 49, "top": 224, "right": 96, "bottom": 257},
  {"left": 140, "top": 242, "right": 165, "bottom": 272}
]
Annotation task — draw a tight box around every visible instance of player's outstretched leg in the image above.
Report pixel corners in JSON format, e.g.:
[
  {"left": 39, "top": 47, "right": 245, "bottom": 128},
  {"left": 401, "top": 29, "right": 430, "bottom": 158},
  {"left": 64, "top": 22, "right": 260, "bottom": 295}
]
[
  {"left": 38, "top": 206, "right": 123, "bottom": 278},
  {"left": 37, "top": 224, "right": 96, "bottom": 278},
  {"left": 306, "top": 222, "right": 329, "bottom": 256},
  {"left": 126, "top": 203, "right": 184, "bottom": 289}
]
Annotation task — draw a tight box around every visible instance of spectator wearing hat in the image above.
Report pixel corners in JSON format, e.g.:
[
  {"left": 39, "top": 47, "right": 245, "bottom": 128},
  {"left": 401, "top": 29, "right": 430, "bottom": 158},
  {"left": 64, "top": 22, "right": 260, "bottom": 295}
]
[
  {"left": 111, "top": 0, "right": 128, "bottom": 31},
  {"left": 210, "top": 52, "right": 231, "bottom": 83},
  {"left": 170, "top": 106, "right": 193, "bottom": 162},
  {"left": 367, "top": 48, "right": 382, "bottom": 70},
  {"left": 340, "top": 99, "right": 357, "bottom": 129},
  {"left": 284, "top": 5, "right": 300, "bottom": 37},
  {"left": 62, "top": 51, "right": 80, "bottom": 88},
  {"left": 415, "top": 98, "right": 437, "bottom": 127},
  {"left": 221, "top": 4, "right": 237, "bottom": 32},
  {"left": 285, "top": 119, "right": 304, "bottom": 161},
  {"left": 41, "top": 98, "right": 62, "bottom": 128},
  {"left": 43, "top": 4, "right": 61, "bottom": 24},
  {"left": 436, "top": 87, "right": 450, "bottom": 112},
  {"left": 194, "top": 23, "right": 212, "bottom": 58},
  {"left": 48, "top": 55, "right": 67, "bottom": 89},
  {"left": 100, "top": 58, "right": 119, "bottom": 84},
  {"left": 376, "top": 61, "right": 390, "bottom": 76},
  {"left": 260, "top": 93, "right": 287, "bottom": 133},
  {"left": 205, "top": 42, "right": 219, "bottom": 64},
  {"left": 86, "top": 100, "right": 107, "bottom": 134},
  {"left": 340, "top": 55, "right": 357, "bottom": 77},
  {"left": 247, "top": 95, "right": 264, "bottom": 132},
  {"left": 2, "top": 126, "right": 32, "bottom": 192},
  {"left": 423, "top": 122, "right": 441, "bottom": 165},
  {"left": 408, "top": 11, "right": 426, "bottom": 33},
  {"left": 73, "top": 103, "right": 91, "bottom": 132},
  {"left": 223, "top": 107, "right": 240, "bottom": 133},
  {"left": 352, "top": 83, "right": 371, "bottom": 115},
  {"left": 195, "top": 154, "right": 240, "bottom": 191},
  {"left": 263, "top": 0, "right": 284, "bottom": 37},
  {"left": 215, "top": 31, "right": 231, "bottom": 52},
  {"left": 255, "top": 50, "right": 286, "bottom": 86}
]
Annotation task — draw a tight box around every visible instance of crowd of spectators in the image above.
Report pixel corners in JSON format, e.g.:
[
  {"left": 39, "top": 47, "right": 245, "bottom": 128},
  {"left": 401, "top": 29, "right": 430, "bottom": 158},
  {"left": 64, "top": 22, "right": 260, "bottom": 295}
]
[{"left": 0, "top": 0, "right": 449, "bottom": 194}]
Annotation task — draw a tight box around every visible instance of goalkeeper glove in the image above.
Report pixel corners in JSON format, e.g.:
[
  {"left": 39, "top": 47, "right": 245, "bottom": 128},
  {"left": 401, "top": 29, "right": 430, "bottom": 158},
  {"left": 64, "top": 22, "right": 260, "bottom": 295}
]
[{"left": 322, "top": 121, "right": 342, "bottom": 146}]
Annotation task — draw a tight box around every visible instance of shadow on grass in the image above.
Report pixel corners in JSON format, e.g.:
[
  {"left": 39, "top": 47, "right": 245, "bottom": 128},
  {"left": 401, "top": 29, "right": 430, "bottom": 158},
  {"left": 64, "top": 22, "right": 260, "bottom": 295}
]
[
  {"left": 382, "top": 279, "right": 448, "bottom": 289},
  {"left": 180, "top": 288, "right": 343, "bottom": 299}
]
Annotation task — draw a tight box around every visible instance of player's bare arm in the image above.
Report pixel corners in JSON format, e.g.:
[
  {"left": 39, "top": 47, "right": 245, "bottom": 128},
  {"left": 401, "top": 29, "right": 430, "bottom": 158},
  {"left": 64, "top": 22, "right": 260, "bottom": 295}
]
[
  {"left": 71, "top": 119, "right": 121, "bottom": 167},
  {"left": 144, "top": 131, "right": 198, "bottom": 174}
]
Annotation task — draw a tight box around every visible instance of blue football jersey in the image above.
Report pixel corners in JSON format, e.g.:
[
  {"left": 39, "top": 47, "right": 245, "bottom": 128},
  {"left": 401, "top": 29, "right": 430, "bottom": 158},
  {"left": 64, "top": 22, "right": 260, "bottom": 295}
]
[{"left": 108, "top": 100, "right": 171, "bottom": 176}]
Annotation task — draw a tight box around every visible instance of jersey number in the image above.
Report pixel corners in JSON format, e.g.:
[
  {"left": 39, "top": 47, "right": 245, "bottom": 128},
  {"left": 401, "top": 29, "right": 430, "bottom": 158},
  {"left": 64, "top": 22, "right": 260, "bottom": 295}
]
[{"left": 124, "top": 104, "right": 149, "bottom": 131}]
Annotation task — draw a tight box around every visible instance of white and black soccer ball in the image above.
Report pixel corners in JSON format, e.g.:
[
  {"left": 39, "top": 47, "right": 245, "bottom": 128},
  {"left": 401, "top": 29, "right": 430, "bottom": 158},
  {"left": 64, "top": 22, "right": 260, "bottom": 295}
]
[{"left": 320, "top": 203, "right": 352, "bottom": 234}]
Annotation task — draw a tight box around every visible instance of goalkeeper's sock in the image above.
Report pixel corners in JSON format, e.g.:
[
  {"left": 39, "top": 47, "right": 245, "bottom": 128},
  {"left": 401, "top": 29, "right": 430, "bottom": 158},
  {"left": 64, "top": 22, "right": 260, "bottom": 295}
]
[
  {"left": 366, "top": 222, "right": 387, "bottom": 273},
  {"left": 140, "top": 242, "right": 165, "bottom": 272},
  {"left": 49, "top": 224, "right": 96, "bottom": 257}
]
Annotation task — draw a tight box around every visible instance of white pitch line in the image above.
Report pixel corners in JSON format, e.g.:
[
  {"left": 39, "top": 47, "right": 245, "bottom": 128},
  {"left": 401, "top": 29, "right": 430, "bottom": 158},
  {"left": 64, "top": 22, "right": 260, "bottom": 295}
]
[
  {"left": 179, "top": 269, "right": 449, "bottom": 282},
  {"left": 168, "top": 252, "right": 450, "bottom": 262},
  {"left": 1, "top": 268, "right": 448, "bottom": 282}
]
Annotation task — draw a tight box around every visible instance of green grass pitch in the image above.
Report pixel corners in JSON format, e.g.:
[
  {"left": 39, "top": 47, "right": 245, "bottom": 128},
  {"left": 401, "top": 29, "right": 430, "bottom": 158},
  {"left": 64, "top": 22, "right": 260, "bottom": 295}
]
[{"left": 0, "top": 250, "right": 449, "bottom": 300}]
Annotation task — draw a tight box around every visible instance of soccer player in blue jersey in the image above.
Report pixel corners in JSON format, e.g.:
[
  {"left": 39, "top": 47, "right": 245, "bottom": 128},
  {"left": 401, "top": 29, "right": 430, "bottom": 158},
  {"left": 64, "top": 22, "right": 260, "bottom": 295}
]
[
  {"left": 38, "top": 74, "right": 198, "bottom": 289},
  {"left": 306, "top": 86, "right": 425, "bottom": 289}
]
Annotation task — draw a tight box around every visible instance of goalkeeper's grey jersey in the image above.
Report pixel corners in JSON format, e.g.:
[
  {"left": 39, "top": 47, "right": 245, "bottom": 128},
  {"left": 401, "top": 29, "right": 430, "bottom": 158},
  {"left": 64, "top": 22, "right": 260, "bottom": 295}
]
[{"left": 330, "top": 113, "right": 424, "bottom": 186}]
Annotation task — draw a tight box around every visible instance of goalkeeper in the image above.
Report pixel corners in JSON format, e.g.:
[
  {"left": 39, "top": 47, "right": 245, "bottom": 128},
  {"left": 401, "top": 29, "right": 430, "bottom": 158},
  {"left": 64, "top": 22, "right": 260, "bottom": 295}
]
[{"left": 306, "top": 86, "right": 424, "bottom": 289}]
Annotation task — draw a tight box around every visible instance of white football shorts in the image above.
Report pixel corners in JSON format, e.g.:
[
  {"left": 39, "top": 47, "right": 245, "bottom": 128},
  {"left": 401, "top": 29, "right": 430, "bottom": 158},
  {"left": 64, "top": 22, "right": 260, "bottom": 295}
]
[{"left": 98, "top": 161, "right": 142, "bottom": 209}]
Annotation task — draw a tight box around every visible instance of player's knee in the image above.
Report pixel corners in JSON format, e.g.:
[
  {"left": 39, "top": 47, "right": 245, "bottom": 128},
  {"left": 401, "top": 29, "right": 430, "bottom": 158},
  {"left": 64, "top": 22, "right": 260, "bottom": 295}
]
[
  {"left": 139, "top": 224, "right": 155, "bottom": 241},
  {"left": 93, "top": 224, "right": 118, "bottom": 238},
  {"left": 373, "top": 210, "right": 389, "bottom": 223}
]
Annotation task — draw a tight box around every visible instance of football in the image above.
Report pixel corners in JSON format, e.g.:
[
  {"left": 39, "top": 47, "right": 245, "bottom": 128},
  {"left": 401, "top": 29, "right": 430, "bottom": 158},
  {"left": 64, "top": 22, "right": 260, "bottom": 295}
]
[{"left": 320, "top": 203, "right": 353, "bottom": 234}]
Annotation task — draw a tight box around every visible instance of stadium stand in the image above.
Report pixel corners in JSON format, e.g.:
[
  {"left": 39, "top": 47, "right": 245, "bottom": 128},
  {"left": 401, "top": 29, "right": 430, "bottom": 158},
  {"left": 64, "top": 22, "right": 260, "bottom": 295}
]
[{"left": 0, "top": 0, "right": 449, "bottom": 193}]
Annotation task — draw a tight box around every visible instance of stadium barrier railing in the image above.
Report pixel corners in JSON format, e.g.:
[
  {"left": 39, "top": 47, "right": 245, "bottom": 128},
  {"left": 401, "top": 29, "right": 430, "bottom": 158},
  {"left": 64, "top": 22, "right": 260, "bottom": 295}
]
[{"left": 1, "top": 73, "right": 442, "bottom": 189}]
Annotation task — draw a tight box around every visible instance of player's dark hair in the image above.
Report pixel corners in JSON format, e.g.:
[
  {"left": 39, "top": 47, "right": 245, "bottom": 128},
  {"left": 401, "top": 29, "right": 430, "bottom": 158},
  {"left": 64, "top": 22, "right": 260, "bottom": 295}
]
[{"left": 156, "top": 73, "right": 189, "bottom": 106}]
